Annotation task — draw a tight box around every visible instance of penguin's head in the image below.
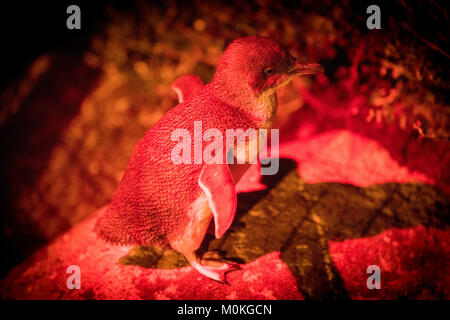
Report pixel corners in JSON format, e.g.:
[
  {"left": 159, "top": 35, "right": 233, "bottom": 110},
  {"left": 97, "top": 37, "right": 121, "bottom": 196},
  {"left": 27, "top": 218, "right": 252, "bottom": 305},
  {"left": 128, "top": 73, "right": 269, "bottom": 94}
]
[{"left": 213, "top": 36, "right": 323, "bottom": 102}]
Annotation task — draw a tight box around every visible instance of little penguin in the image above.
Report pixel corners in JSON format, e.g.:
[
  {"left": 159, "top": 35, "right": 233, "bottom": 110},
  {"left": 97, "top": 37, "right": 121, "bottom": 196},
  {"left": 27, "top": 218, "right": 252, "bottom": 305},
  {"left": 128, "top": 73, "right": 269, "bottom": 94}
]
[{"left": 94, "top": 36, "right": 323, "bottom": 283}]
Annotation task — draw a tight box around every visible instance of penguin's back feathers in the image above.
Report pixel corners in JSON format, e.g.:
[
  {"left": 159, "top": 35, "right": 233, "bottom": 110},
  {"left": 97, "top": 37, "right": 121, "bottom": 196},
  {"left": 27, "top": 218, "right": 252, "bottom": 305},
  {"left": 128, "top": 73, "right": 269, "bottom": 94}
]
[{"left": 94, "top": 84, "right": 261, "bottom": 247}]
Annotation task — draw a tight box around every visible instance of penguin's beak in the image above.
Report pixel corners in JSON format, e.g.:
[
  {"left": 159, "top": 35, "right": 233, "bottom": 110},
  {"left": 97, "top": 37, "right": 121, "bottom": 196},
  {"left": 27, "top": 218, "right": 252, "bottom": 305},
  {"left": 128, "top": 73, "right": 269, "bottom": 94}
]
[
  {"left": 269, "top": 60, "right": 324, "bottom": 91},
  {"left": 289, "top": 62, "right": 324, "bottom": 76}
]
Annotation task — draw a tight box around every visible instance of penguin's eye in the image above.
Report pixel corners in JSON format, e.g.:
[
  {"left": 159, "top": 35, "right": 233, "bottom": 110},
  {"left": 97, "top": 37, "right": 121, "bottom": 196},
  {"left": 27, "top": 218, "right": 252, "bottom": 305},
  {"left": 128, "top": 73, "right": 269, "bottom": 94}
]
[{"left": 263, "top": 68, "right": 274, "bottom": 76}]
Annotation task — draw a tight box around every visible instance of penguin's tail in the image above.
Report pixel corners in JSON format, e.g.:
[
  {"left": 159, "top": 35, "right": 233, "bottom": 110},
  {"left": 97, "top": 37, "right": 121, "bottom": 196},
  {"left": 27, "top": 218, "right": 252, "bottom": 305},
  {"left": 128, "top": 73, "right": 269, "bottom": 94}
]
[{"left": 94, "top": 205, "right": 135, "bottom": 245}]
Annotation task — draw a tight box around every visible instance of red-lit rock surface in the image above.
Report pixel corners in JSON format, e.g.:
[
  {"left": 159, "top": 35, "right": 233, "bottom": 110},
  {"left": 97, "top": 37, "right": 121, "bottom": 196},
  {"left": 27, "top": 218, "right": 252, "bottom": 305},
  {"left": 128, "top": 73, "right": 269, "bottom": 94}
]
[
  {"left": 0, "top": 209, "right": 302, "bottom": 300},
  {"left": 1, "top": 128, "right": 448, "bottom": 299},
  {"left": 329, "top": 226, "right": 450, "bottom": 299}
]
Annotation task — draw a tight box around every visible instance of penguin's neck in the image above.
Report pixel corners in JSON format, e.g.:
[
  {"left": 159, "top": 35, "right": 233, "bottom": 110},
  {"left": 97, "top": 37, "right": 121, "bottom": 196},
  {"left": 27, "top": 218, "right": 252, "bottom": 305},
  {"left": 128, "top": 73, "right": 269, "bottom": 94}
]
[
  {"left": 255, "top": 90, "right": 278, "bottom": 129},
  {"left": 209, "top": 82, "right": 277, "bottom": 128}
]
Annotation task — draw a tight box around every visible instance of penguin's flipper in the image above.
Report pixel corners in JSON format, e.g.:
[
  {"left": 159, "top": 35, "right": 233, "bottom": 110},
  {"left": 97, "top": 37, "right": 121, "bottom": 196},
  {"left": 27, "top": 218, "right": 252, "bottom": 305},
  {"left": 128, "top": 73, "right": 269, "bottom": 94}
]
[
  {"left": 198, "top": 163, "right": 237, "bottom": 239},
  {"left": 171, "top": 75, "right": 204, "bottom": 103}
]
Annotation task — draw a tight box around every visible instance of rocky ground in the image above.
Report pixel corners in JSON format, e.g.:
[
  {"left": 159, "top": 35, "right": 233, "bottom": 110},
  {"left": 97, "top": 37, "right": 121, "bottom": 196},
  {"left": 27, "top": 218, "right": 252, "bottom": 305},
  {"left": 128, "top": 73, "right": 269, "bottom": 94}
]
[{"left": 1, "top": 125, "right": 448, "bottom": 299}]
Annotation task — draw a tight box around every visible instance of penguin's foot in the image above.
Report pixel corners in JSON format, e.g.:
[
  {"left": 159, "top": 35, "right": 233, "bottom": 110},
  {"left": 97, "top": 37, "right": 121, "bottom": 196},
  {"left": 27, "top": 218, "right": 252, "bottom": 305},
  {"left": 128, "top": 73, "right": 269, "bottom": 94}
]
[
  {"left": 195, "top": 250, "right": 241, "bottom": 283},
  {"left": 191, "top": 258, "right": 241, "bottom": 284}
]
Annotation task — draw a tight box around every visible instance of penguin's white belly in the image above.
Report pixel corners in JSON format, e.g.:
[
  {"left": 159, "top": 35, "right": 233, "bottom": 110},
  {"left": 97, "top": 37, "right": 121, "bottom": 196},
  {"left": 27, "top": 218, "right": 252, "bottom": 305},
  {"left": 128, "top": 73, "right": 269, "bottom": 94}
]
[{"left": 170, "top": 194, "right": 212, "bottom": 252}]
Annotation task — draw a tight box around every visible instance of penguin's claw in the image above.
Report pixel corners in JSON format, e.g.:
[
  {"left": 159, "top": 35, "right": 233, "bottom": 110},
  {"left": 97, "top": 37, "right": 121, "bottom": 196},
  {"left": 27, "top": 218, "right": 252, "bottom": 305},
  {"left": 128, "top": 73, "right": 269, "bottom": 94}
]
[{"left": 191, "top": 260, "right": 241, "bottom": 284}]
